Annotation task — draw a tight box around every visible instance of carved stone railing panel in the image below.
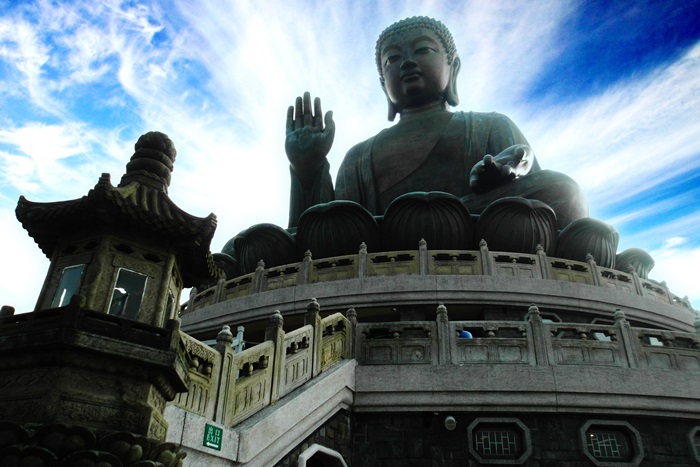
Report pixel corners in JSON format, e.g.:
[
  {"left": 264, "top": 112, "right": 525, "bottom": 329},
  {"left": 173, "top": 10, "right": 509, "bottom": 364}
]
[
  {"left": 367, "top": 251, "right": 419, "bottom": 276},
  {"left": 358, "top": 321, "right": 437, "bottom": 365},
  {"left": 173, "top": 332, "right": 220, "bottom": 417},
  {"left": 310, "top": 255, "right": 358, "bottom": 283},
  {"left": 192, "top": 287, "right": 216, "bottom": 310},
  {"left": 451, "top": 321, "right": 534, "bottom": 365},
  {"left": 549, "top": 259, "right": 594, "bottom": 284},
  {"left": 428, "top": 250, "right": 482, "bottom": 275},
  {"left": 265, "top": 265, "right": 300, "bottom": 291},
  {"left": 598, "top": 267, "right": 636, "bottom": 293},
  {"left": 634, "top": 328, "right": 700, "bottom": 371},
  {"left": 279, "top": 325, "right": 313, "bottom": 397},
  {"left": 221, "top": 273, "right": 254, "bottom": 302},
  {"left": 640, "top": 278, "right": 670, "bottom": 303},
  {"left": 547, "top": 323, "right": 626, "bottom": 367},
  {"left": 224, "top": 341, "right": 274, "bottom": 426},
  {"left": 320, "top": 313, "right": 351, "bottom": 371},
  {"left": 491, "top": 252, "right": 541, "bottom": 279}
]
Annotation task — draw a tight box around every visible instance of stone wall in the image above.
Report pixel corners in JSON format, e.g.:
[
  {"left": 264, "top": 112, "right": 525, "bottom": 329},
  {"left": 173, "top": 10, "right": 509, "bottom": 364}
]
[
  {"left": 350, "top": 412, "right": 699, "bottom": 466},
  {"left": 275, "top": 410, "right": 352, "bottom": 467}
]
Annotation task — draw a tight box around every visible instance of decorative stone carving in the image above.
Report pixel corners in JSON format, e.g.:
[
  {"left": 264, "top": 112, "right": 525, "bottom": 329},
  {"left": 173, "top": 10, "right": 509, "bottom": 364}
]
[
  {"left": 382, "top": 192, "right": 473, "bottom": 251},
  {"left": 475, "top": 197, "right": 557, "bottom": 255},
  {"left": 297, "top": 200, "right": 379, "bottom": 258},
  {"left": 556, "top": 218, "right": 619, "bottom": 268},
  {"left": 223, "top": 223, "right": 297, "bottom": 274}
]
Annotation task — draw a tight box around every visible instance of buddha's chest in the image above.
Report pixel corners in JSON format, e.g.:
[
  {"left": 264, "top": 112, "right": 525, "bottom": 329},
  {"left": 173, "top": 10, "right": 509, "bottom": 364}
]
[{"left": 372, "top": 114, "right": 466, "bottom": 194}]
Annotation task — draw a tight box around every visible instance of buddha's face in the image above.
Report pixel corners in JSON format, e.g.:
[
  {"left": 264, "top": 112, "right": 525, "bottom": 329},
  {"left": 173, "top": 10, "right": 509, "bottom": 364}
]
[{"left": 380, "top": 28, "right": 452, "bottom": 112}]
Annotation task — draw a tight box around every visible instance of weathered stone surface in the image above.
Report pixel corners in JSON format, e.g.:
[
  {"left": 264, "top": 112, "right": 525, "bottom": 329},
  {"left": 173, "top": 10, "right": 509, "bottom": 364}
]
[
  {"left": 616, "top": 247, "right": 655, "bottom": 279},
  {"left": 556, "top": 217, "right": 619, "bottom": 268},
  {"left": 223, "top": 223, "right": 298, "bottom": 274}
]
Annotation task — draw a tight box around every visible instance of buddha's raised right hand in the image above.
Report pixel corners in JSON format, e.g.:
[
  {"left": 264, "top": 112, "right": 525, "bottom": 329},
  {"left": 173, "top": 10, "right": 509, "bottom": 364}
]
[{"left": 285, "top": 92, "right": 335, "bottom": 187}]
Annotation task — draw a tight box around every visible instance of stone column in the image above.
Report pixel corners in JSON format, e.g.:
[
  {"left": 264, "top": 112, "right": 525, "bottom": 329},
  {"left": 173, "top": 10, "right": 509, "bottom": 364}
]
[
  {"left": 346, "top": 307, "right": 358, "bottom": 359},
  {"left": 358, "top": 242, "right": 368, "bottom": 279},
  {"left": 305, "top": 298, "right": 323, "bottom": 377},
  {"left": 536, "top": 244, "right": 550, "bottom": 279},
  {"left": 418, "top": 239, "right": 429, "bottom": 275},
  {"left": 479, "top": 239, "right": 494, "bottom": 275},
  {"left": 614, "top": 309, "right": 639, "bottom": 368},
  {"left": 253, "top": 260, "right": 266, "bottom": 293},
  {"left": 436, "top": 303, "right": 451, "bottom": 365},
  {"left": 265, "top": 311, "right": 285, "bottom": 404},
  {"left": 214, "top": 324, "right": 235, "bottom": 423},
  {"left": 300, "top": 250, "right": 312, "bottom": 285},
  {"left": 526, "top": 304, "right": 552, "bottom": 366},
  {"left": 586, "top": 254, "right": 601, "bottom": 287}
]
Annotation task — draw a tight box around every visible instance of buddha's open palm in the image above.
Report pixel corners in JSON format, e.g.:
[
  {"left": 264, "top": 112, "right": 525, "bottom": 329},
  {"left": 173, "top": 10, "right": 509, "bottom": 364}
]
[
  {"left": 469, "top": 144, "right": 534, "bottom": 193},
  {"left": 285, "top": 92, "right": 335, "bottom": 186}
]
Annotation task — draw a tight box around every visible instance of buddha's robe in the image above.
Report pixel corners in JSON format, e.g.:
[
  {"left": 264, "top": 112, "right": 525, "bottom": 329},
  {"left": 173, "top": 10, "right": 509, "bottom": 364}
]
[{"left": 289, "top": 111, "right": 587, "bottom": 229}]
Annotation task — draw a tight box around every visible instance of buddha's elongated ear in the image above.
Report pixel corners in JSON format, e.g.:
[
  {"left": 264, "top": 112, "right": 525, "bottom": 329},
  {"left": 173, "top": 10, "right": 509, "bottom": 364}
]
[
  {"left": 446, "top": 55, "right": 461, "bottom": 107},
  {"left": 380, "top": 79, "right": 398, "bottom": 121}
]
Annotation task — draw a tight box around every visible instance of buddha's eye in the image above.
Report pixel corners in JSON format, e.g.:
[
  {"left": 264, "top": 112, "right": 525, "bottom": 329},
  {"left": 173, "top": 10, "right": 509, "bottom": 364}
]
[
  {"left": 384, "top": 54, "right": 400, "bottom": 67},
  {"left": 414, "top": 46, "right": 436, "bottom": 55}
]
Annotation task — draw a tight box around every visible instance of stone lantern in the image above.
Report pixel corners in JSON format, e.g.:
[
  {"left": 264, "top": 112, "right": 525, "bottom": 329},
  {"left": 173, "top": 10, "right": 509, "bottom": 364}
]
[{"left": 16, "top": 131, "right": 222, "bottom": 326}]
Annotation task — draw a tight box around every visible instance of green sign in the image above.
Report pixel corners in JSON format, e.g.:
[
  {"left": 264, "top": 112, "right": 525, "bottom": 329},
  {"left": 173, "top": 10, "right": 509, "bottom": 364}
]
[{"left": 203, "top": 423, "right": 223, "bottom": 451}]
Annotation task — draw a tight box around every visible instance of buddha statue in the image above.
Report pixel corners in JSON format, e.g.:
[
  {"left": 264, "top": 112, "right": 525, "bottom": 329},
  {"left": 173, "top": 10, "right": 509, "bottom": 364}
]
[{"left": 285, "top": 16, "right": 588, "bottom": 230}]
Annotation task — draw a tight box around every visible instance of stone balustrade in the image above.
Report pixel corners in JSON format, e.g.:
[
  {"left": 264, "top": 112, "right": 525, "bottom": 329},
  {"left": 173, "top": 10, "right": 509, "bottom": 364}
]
[
  {"left": 185, "top": 241, "right": 695, "bottom": 315},
  {"left": 352, "top": 304, "right": 700, "bottom": 372},
  {"left": 170, "top": 299, "right": 352, "bottom": 427}
]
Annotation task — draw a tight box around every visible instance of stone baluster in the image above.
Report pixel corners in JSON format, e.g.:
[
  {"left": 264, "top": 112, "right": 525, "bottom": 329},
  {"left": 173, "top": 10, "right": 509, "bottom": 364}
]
[
  {"left": 213, "top": 276, "right": 226, "bottom": 304},
  {"left": 305, "top": 298, "right": 323, "bottom": 377},
  {"left": 253, "top": 260, "right": 266, "bottom": 293},
  {"left": 586, "top": 253, "right": 601, "bottom": 286},
  {"left": 536, "top": 244, "right": 550, "bottom": 279},
  {"left": 213, "top": 324, "right": 235, "bottom": 423},
  {"left": 525, "top": 304, "right": 552, "bottom": 366},
  {"left": 479, "top": 239, "right": 494, "bottom": 276},
  {"left": 436, "top": 303, "right": 451, "bottom": 365},
  {"left": 660, "top": 281, "right": 674, "bottom": 305},
  {"left": 418, "top": 238, "right": 429, "bottom": 275},
  {"left": 300, "top": 250, "right": 312, "bottom": 285},
  {"left": 614, "top": 309, "right": 639, "bottom": 368},
  {"left": 358, "top": 242, "right": 368, "bottom": 279},
  {"left": 695, "top": 316, "right": 700, "bottom": 336},
  {"left": 187, "top": 287, "right": 197, "bottom": 313},
  {"left": 265, "top": 311, "right": 285, "bottom": 404},
  {"left": 346, "top": 307, "right": 358, "bottom": 359},
  {"left": 626, "top": 266, "right": 644, "bottom": 296}
]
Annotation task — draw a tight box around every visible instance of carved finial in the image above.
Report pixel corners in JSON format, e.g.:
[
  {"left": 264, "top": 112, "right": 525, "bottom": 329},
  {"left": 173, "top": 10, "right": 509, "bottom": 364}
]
[
  {"left": 119, "top": 131, "right": 176, "bottom": 190},
  {"left": 307, "top": 298, "right": 320, "bottom": 313},
  {"left": 217, "top": 325, "right": 234, "bottom": 345},
  {"left": 98, "top": 173, "right": 111, "bottom": 185},
  {"left": 585, "top": 253, "right": 594, "bottom": 262},
  {"left": 0, "top": 305, "right": 15, "bottom": 317},
  {"left": 613, "top": 308, "right": 626, "bottom": 322},
  {"left": 536, "top": 244, "right": 543, "bottom": 253},
  {"left": 436, "top": 303, "right": 448, "bottom": 320},
  {"left": 661, "top": 281, "right": 667, "bottom": 287},
  {"left": 625, "top": 265, "right": 636, "bottom": 274},
  {"left": 528, "top": 304, "right": 540, "bottom": 315},
  {"left": 479, "top": 239, "right": 487, "bottom": 248},
  {"left": 268, "top": 310, "right": 284, "bottom": 328},
  {"left": 359, "top": 242, "right": 367, "bottom": 253},
  {"left": 304, "top": 250, "right": 312, "bottom": 260},
  {"left": 346, "top": 307, "right": 357, "bottom": 322},
  {"left": 256, "top": 259, "right": 265, "bottom": 270},
  {"left": 419, "top": 238, "right": 427, "bottom": 250}
]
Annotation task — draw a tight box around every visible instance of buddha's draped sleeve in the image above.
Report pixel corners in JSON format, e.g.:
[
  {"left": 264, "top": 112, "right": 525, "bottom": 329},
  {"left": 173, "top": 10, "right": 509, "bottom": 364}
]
[{"left": 288, "top": 160, "right": 335, "bottom": 228}]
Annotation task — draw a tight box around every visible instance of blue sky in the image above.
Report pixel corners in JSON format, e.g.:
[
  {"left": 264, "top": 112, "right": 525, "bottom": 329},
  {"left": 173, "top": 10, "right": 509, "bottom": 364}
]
[{"left": 1, "top": 0, "right": 699, "bottom": 313}]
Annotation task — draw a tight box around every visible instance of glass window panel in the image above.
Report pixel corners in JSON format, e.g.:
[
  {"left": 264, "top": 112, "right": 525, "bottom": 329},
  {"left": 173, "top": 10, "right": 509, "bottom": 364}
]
[
  {"left": 109, "top": 269, "right": 147, "bottom": 320},
  {"left": 51, "top": 265, "right": 85, "bottom": 308},
  {"left": 474, "top": 428, "right": 521, "bottom": 459},
  {"left": 586, "top": 430, "right": 631, "bottom": 460}
]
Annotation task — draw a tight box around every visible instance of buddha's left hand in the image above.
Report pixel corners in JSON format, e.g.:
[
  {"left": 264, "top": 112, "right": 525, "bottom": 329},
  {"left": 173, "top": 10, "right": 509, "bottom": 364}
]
[{"left": 469, "top": 144, "right": 533, "bottom": 193}]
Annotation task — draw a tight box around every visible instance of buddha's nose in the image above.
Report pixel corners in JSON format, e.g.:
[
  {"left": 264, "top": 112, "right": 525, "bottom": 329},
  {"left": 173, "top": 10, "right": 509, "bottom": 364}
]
[{"left": 400, "top": 58, "right": 417, "bottom": 70}]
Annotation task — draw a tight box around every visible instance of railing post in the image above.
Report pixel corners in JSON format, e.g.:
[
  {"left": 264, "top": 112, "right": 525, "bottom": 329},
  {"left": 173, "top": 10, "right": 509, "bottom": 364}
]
[
  {"left": 695, "top": 316, "right": 700, "bottom": 336},
  {"left": 525, "top": 304, "right": 552, "bottom": 366},
  {"left": 253, "top": 260, "right": 266, "bottom": 293},
  {"left": 614, "top": 309, "right": 639, "bottom": 368},
  {"left": 187, "top": 287, "right": 198, "bottom": 313},
  {"left": 626, "top": 266, "right": 644, "bottom": 296},
  {"left": 346, "top": 307, "right": 358, "bottom": 359},
  {"left": 659, "top": 281, "right": 674, "bottom": 305},
  {"left": 479, "top": 239, "right": 494, "bottom": 275},
  {"left": 436, "top": 303, "right": 451, "bottom": 365},
  {"left": 305, "top": 298, "right": 323, "bottom": 377},
  {"left": 586, "top": 254, "right": 601, "bottom": 286},
  {"left": 265, "top": 311, "right": 285, "bottom": 403},
  {"left": 536, "top": 244, "right": 550, "bottom": 279},
  {"left": 213, "top": 325, "right": 235, "bottom": 424},
  {"left": 419, "top": 238, "right": 429, "bottom": 275},
  {"left": 300, "top": 250, "right": 312, "bottom": 285},
  {"left": 213, "top": 276, "right": 226, "bottom": 304},
  {"left": 358, "top": 242, "right": 368, "bottom": 279}
]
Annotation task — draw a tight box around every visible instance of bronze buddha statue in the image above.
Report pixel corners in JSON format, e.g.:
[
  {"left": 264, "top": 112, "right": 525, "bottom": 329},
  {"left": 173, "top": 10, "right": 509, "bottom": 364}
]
[{"left": 285, "top": 16, "right": 588, "bottom": 230}]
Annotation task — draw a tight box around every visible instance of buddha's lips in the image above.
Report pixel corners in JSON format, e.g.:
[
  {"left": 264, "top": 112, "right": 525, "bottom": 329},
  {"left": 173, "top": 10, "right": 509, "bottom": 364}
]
[{"left": 401, "top": 70, "right": 422, "bottom": 81}]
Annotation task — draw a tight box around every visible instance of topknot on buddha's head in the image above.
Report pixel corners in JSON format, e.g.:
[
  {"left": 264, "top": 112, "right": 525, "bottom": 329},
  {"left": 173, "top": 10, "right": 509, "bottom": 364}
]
[{"left": 375, "top": 16, "right": 457, "bottom": 79}]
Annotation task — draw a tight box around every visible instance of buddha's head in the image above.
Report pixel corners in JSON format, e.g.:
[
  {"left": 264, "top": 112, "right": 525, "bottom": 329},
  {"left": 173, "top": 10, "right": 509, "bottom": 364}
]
[{"left": 376, "top": 17, "right": 460, "bottom": 120}]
